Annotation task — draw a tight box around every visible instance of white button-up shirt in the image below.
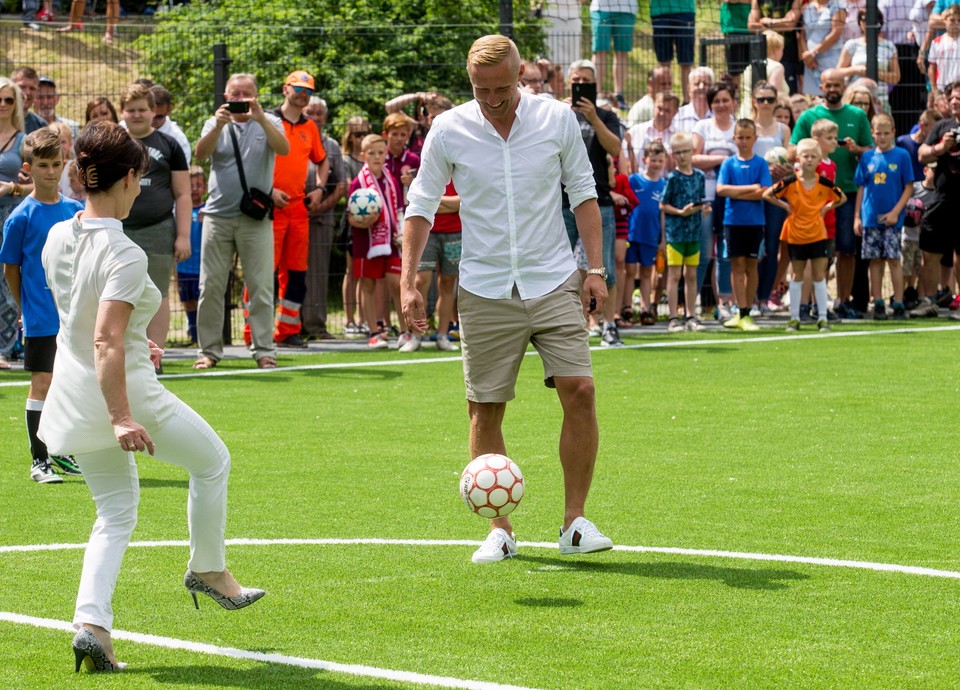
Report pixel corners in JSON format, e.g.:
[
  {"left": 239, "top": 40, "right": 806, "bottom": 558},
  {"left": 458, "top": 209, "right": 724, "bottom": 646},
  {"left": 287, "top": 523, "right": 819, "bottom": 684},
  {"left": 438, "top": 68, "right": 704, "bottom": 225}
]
[{"left": 406, "top": 93, "right": 597, "bottom": 300}]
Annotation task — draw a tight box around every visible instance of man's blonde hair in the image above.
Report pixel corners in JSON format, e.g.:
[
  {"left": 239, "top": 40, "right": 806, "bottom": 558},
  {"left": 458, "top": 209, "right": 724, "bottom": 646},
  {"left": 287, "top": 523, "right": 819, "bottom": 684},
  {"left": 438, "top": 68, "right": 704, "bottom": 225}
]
[{"left": 467, "top": 35, "right": 519, "bottom": 69}]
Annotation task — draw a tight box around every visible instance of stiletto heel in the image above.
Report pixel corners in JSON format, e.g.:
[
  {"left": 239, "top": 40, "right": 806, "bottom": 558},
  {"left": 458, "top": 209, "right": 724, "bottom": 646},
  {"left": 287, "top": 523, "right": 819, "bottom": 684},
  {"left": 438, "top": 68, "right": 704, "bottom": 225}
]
[
  {"left": 183, "top": 570, "right": 265, "bottom": 611},
  {"left": 191, "top": 591, "right": 199, "bottom": 609},
  {"left": 71, "top": 628, "right": 118, "bottom": 672}
]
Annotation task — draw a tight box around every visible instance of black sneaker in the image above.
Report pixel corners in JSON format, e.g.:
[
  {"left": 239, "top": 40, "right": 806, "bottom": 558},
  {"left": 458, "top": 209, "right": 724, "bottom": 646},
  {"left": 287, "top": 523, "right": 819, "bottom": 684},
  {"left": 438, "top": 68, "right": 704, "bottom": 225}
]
[
  {"left": 277, "top": 334, "right": 308, "bottom": 349},
  {"left": 50, "top": 455, "right": 82, "bottom": 476},
  {"left": 601, "top": 325, "right": 624, "bottom": 348},
  {"left": 30, "top": 460, "right": 63, "bottom": 484},
  {"left": 873, "top": 301, "right": 887, "bottom": 321},
  {"left": 891, "top": 302, "right": 907, "bottom": 320},
  {"left": 936, "top": 289, "right": 954, "bottom": 308},
  {"left": 909, "top": 298, "right": 939, "bottom": 318}
]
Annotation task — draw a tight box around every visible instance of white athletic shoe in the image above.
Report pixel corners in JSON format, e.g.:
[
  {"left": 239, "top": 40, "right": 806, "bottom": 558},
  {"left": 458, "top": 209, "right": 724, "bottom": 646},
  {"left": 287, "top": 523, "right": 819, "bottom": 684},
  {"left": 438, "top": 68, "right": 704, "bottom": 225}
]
[
  {"left": 559, "top": 517, "right": 613, "bottom": 555},
  {"left": 471, "top": 528, "right": 518, "bottom": 564},
  {"left": 435, "top": 334, "right": 459, "bottom": 351},
  {"left": 399, "top": 333, "right": 421, "bottom": 353}
]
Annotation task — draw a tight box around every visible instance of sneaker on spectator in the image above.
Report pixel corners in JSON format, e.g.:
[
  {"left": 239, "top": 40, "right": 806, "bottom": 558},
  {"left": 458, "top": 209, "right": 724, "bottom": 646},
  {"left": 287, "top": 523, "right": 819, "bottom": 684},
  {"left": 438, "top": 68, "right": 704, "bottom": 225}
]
[
  {"left": 398, "top": 333, "right": 420, "bottom": 352},
  {"left": 50, "top": 455, "right": 81, "bottom": 476},
  {"left": 615, "top": 93, "right": 628, "bottom": 111},
  {"left": 436, "top": 334, "right": 459, "bottom": 351},
  {"left": 749, "top": 304, "right": 763, "bottom": 317},
  {"left": 817, "top": 319, "right": 830, "bottom": 332},
  {"left": 447, "top": 322, "right": 460, "bottom": 340},
  {"left": 936, "top": 288, "right": 954, "bottom": 308},
  {"left": 559, "top": 516, "right": 613, "bottom": 555},
  {"left": 30, "top": 459, "right": 63, "bottom": 484},
  {"left": 739, "top": 314, "right": 760, "bottom": 331},
  {"left": 838, "top": 302, "right": 863, "bottom": 319},
  {"left": 826, "top": 309, "right": 839, "bottom": 322},
  {"left": 667, "top": 317, "right": 684, "bottom": 333},
  {"left": 786, "top": 319, "right": 800, "bottom": 332},
  {"left": 601, "top": 325, "right": 624, "bottom": 348},
  {"left": 722, "top": 313, "right": 741, "bottom": 329},
  {"left": 909, "top": 297, "right": 939, "bottom": 318},
  {"left": 950, "top": 311, "right": 960, "bottom": 321},
  {"left": 891, "top": 302, "right": 906, "bottom": 320},
  {"left": 472, "top": 528, "right": 518, "bottom": 563},
  {"left": 685, "top": 316, "right": 705, "bottom": 332},
  {"left": 714, "top": 303, "right": 733, "bottom": 322},
  {"left": 873, "top": 300, "right": 887, "bottom": 320},
  {"left": 277, "top": 334, "right": 308, "bottom": 348},
  {"left": 950, "top": 294, "right": 960, "bottom": 311},
  {"left": 368, "top": 331, "right": 389, "bottom": 350},
  {"left": 587, "top": 324, "right": 603, "bottom": 337},
  {"left": 799, "top": 304, "right": 814, "bottom": 323}
]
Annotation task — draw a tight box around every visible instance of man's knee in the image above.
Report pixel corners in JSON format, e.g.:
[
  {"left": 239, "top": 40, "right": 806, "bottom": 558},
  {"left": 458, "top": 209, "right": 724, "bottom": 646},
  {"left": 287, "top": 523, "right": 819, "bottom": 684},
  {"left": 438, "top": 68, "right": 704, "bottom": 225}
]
[{"left": 554, "top": 376, "right": 596, "bottom": 411}]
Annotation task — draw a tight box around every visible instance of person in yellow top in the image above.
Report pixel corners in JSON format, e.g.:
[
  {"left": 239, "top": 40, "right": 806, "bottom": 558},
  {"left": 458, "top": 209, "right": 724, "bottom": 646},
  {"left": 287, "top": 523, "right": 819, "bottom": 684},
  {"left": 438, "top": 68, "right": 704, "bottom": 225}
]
[{"left": 763, "top": 137, "right": 846, "bottom": 332}]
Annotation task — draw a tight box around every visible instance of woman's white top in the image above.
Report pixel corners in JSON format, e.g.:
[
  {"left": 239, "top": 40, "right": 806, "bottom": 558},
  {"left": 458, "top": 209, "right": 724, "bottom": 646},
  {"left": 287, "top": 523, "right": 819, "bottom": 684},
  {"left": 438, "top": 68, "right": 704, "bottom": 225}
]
[
  {"left": 40, "top": 214, "right": 177, "bottom": 455},
  {"left": 692, "top": 115, "right": 738, "bottom": 201}
]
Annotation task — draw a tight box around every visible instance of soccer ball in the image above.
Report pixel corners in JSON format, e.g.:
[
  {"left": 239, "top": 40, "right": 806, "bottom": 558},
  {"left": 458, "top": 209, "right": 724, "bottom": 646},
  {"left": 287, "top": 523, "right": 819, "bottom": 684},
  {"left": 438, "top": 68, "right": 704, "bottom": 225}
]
[
  {"left": 460, "top": 454, "right": 525, "bottom": 518},
  {"left": 348, "top": 188, "right": 383, "bottom": 219},
  {"left": 764, "top": 146, "right": 789, "bottom": 167}
]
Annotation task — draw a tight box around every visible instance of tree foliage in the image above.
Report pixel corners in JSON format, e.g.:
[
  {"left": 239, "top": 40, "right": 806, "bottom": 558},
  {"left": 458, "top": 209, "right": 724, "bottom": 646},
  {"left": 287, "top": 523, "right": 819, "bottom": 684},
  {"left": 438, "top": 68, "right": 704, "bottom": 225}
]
[{"left": 135, "top": 0, "right": 546, "bottom": 141}]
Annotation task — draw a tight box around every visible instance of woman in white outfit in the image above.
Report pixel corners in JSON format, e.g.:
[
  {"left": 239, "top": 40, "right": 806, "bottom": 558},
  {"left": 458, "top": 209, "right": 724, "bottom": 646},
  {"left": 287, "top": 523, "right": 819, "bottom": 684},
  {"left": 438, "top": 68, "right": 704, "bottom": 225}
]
[{"left": 40, "top": 121, "right": 264, "bottom": 673}]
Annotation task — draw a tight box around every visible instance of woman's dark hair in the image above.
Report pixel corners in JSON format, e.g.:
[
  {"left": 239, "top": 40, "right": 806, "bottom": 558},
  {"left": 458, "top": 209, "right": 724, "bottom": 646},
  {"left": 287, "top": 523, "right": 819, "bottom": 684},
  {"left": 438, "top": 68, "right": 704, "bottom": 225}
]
[
  {"left": 85, "top": 96, "right": 119, "bottom": 124},
  {"left": 74, "top": 121, "right": 150, "bottom": 194},
  {"left": 858, "top": 9, "right": 884, "bottom": 28},
  {"left": 706, "top": 82, "right": 736, "bottom": 108}
]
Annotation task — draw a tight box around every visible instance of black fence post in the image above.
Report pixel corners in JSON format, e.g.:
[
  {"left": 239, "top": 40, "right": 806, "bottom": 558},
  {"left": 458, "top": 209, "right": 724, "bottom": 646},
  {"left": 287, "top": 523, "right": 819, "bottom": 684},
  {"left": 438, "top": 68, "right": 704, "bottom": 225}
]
[
  {"left": 499, "top": 0, "right": 513, "bottom": 39},
  {"left": 866, "top": 0, "right": 879, "bottom": 81},
  {"left": 213, "top": 43, "right": 234, "bottom": 345}
]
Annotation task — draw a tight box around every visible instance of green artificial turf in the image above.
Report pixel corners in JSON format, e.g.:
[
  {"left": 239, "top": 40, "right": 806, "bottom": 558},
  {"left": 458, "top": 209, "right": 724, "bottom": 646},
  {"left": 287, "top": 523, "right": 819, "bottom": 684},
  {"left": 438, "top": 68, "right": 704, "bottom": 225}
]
[{"left": 0, "top": 324, "right": 958, "bottom": 688}]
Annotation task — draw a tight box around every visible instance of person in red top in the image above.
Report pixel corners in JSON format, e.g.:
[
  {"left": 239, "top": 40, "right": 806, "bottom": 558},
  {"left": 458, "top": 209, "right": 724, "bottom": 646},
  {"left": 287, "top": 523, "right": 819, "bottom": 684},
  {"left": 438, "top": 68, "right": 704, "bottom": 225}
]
[
  {"left": 265, "top": 70, "right": 327, "bottom": 348},
  {"left": 382, "top": 112, "right": 420, "bottom": 208}
]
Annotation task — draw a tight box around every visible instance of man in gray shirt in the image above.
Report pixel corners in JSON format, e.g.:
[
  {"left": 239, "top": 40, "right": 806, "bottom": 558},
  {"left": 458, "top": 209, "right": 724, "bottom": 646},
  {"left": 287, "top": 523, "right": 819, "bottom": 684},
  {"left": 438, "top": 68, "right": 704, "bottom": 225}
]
[{"left": 192, "top": 73, "right": 289, "bottom": 369}]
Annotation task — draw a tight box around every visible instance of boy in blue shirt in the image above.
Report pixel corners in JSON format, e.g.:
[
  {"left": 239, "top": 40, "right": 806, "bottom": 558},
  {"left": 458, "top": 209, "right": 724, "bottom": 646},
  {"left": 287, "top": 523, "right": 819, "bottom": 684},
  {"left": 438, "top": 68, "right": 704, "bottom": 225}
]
[
  {"left": 0, "top": 128, "right": 83, "bottom": 483},
  {"left": 627, "top": 141, "right": 668, "bottom": 326},
  {"left": 854, "top": 113, "right": 915, "bottom": 320},
  {"left": 661, "top": 131, "right": 708, "bottom": 333},
  {"left": 717, "top": 119, "right": 772, "bottom": 331}
]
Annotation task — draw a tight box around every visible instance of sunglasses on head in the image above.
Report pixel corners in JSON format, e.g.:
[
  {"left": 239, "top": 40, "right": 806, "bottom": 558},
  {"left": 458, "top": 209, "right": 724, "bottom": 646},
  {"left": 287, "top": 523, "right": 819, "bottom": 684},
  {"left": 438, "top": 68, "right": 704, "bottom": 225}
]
[
  {"left": 0, "top": 97, "right": 15, "bottom": 106},
  {"left": 755, "top": 96, "right": 777, "bottom": 104},
  {"left": 291, "top": 86, "right": 313, "bottom": 95},
  {"left": 351, "top": 130, "right": 370, "bottom": 137}
]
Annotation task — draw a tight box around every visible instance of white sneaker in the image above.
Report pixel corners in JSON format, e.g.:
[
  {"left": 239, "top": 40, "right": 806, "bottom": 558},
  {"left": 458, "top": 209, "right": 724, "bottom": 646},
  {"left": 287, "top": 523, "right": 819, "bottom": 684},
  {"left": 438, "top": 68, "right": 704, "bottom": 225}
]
[
  {"left": 436, "top": 334, "right": 459, "bottom": 351},
  {"left": 559, "top": 517, "right": 613, "bottom": 555},
  {"left": 587, "top": 324, "right": 603, "bottom": 337},
  {"left": 399, "top": 333, "right": 421, "bottom": 353},
  {"left": 30, "top": 460, "right": 64, "bottom": 484},
  {"left": 471, "top": 528, "right": 518, "bottom": 564}
]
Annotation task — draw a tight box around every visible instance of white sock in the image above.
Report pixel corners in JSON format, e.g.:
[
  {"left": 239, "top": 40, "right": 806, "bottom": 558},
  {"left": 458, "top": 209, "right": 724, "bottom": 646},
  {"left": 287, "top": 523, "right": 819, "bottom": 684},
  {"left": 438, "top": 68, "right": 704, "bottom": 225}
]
[
  {"left": 814, "top": 280, "right": 829, "bottom": 322},
  {"left": 789, "top": 280, "right": 803, "bottom": 320}
]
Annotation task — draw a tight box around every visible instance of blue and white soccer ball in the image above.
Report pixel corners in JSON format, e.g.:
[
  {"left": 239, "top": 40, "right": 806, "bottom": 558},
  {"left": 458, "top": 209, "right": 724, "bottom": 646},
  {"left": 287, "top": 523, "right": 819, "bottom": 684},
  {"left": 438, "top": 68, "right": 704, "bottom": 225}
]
[{"left": 348, "top": 188, "right": 383, "bottom": 219}]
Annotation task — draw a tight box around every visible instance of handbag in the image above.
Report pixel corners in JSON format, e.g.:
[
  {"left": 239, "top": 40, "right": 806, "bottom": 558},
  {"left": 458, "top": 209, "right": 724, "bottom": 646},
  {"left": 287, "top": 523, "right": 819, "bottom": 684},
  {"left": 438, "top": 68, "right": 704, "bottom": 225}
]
[{"left": 228, "top": 123, "right": 274, "bottom": 221}]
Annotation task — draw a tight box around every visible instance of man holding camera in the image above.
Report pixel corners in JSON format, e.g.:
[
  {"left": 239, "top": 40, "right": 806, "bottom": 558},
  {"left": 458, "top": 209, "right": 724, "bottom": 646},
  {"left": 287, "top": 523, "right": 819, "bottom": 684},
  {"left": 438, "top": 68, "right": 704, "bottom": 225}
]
[
  {"left": 915, "top": 81, "right": 960, "bottom": 318},
  {"left": 263, "top": 71, "right": 328, "bottom": 349},
  {"left": 193, "top": 73, "right": 289, "bottom": 370}
]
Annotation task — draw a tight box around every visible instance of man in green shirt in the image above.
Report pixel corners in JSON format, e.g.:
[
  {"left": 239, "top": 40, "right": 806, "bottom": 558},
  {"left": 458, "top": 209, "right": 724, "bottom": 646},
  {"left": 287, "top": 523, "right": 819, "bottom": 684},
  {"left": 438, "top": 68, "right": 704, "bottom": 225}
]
[
  {"left": 790, "top": 69, "right": 873, "bottom": 317},
  {"left": 651, "top": 0, "right": 697, "bottom": 102},
  {"left": 721, "top": 0, "right": 753, "bottom": 78}
]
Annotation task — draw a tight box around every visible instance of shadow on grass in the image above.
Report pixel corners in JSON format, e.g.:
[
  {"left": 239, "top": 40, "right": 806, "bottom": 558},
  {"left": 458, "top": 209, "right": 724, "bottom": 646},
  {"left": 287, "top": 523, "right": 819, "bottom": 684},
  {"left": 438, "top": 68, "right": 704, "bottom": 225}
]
[
  {"left": 130, "top": 663, "right": 411, "bottom": 688},
  {"left": 301, "top": 368, "right": 403, "bottom": 381},
  {"left": 515, "top": 596, "right": 583, "bottom": 608},
  {"left": 520, "top": 555, "right": 809, "bottom": 591}
]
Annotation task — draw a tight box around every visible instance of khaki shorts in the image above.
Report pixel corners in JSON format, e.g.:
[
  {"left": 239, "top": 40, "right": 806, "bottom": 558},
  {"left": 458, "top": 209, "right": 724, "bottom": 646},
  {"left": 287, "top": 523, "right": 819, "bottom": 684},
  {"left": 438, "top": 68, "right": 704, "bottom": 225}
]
[{"left": 459, "top": 271, "right": 592, "bottom": 403}]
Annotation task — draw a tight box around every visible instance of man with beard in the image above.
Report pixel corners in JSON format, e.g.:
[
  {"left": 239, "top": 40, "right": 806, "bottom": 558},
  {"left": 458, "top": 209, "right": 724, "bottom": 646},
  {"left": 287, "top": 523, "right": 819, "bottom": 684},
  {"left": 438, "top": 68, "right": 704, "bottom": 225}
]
[{"left": 790, "top": 69, "right": 873, "bottom": 317}]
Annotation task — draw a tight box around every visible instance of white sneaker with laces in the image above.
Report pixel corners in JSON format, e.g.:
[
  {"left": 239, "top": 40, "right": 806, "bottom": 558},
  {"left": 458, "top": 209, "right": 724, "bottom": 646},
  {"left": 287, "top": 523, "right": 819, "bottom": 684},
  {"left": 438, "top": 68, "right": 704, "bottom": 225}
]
[
  {"left": 30, "top": 460, "right": 64, "bottom": 484},
  {"left": 559, "top": 517, "right": 613, "bottom": 555},
  {"left": 399, "top": 333, "right": 421, "bottom": 353},
  {"left": 436, "top": 334, "right": 459, "bottom": 351},
  {"left": 471, "top": 528, "right": 518, "bottom": 564}
]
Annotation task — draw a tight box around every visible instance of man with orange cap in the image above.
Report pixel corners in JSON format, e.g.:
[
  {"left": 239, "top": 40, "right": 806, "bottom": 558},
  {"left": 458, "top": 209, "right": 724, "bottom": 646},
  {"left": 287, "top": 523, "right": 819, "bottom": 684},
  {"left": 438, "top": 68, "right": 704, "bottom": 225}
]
[{"left": 258, "top": 70, "right": 327, "bottom": 347}]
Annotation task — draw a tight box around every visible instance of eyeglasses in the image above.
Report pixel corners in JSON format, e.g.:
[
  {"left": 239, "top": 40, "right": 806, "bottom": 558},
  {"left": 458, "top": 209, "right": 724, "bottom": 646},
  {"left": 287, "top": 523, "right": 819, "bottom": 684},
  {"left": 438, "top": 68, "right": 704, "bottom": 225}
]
[
  {"left": 351, "top": 130, "right": 371, "bottom": 138},
  {"left": 851, "top": 100, "right": 872, "bottom": 108},
  {"left": 291, "top": 86, "right": 314, "bottom": 95},
  {"left": 755, "top": 96, "right": 777, "bottom": 104},
  {"left": 0, "top": 97, "right": 15, "bottom": 106}
]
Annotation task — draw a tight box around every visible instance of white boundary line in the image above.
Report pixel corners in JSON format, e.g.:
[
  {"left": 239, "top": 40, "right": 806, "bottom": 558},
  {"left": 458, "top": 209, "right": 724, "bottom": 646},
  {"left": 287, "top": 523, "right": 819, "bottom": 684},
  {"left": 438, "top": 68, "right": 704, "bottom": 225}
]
[
  {"left": 2, "top": 537, "right": 958, "bottom": 580},
  {"left": 1, "top": 324, "right": 958, "bottom": 387},
  {"left": 0, "top": 612, "right": 539, "bottom": 690}
]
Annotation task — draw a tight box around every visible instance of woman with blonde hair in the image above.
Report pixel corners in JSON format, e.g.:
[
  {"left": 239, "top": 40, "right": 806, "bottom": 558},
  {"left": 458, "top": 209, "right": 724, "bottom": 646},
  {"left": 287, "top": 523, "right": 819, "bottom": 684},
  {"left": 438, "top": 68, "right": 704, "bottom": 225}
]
[{"left": 0, "top": 78, "right": 29, "bottom": 370}]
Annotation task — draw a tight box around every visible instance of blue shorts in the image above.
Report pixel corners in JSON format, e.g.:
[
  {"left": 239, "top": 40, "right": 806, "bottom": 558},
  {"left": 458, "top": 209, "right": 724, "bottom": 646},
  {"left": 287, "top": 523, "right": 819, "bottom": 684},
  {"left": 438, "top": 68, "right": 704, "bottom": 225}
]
[
  {"left": 591, "top": 10, "right": 636, "bottom": 53},
  {"left": 625, "top": 242, "right": 657, "bottom": 266},
  {"left": 862, "top": 226, "right": 902, "bottom": 260},
  {"left": 652, "top": 13, "right": 695, "bottom": 65},
  {"left": 177, "top": 272, "right": 200, "bottom": 303}
]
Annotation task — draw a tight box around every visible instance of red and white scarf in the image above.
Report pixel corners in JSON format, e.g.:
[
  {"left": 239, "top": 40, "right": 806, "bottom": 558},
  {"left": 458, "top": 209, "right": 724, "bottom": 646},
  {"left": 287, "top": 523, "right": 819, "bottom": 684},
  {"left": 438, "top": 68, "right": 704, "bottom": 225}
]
[{"left": 358, "top": 164, "right": 399, "bottom": 259}]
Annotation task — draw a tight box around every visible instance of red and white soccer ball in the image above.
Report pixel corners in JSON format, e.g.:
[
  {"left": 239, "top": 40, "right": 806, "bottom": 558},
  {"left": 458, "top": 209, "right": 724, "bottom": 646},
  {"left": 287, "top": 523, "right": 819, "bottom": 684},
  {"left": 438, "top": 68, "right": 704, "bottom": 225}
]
[{"left": 460, "top": 454, "right": 525, "bottom": 518}]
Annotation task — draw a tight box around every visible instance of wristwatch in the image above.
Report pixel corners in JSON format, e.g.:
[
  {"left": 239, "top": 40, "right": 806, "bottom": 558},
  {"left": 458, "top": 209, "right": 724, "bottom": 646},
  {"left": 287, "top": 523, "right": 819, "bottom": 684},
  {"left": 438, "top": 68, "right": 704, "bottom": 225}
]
[{"left": 587, "top": 267, "right": 607, "bottom": 280}]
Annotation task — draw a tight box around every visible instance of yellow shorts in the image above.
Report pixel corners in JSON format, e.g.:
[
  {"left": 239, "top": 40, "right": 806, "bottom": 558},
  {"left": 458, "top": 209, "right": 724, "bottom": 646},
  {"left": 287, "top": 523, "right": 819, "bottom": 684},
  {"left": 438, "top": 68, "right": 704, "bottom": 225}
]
[{"left": 666, "top": 240, "right": 700, "bottom": 267}]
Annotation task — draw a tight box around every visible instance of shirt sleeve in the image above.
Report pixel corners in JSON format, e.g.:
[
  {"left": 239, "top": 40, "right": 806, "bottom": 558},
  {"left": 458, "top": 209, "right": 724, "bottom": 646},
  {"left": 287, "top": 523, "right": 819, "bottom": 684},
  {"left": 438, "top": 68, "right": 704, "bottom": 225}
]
[
  {"left": 854, "top": 157, "right": 867, "bottom": 186},
  {"left": 404, "top": 123, "right": 452, "bottom": 226},
  {"left": 560, "top": 107, "right": 600, "bottom": 210},
  {"left": 0, "top": 212, "right": 25, "bottom": 265},
  {"left": 167, "top": 134, "right": 188, "bottom": 172},
  {"left": 717, "top": 158, "right": 731, "bottom": 185},
  {"left": 101, "top": 241, "right": 147, "bottom": 306}
]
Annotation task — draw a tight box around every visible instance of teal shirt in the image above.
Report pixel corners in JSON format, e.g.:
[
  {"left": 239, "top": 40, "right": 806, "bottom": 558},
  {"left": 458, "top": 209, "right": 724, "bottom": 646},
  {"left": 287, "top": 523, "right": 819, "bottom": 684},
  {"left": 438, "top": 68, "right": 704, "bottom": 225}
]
[
  {"left": 791, "top": 104, "right": 873, "bottom": 194},
  {"left": 651, "top": 0, "right": 696, "bottom": 16},
  {"left": 720, "top": 1, "right": 751, "bottom": 33}
]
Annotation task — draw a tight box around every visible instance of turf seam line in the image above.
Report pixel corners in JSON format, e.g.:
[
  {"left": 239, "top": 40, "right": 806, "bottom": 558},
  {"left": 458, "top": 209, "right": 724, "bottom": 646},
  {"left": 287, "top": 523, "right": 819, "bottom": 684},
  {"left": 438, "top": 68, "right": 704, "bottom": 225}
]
[
  {"left": 2, "top": 538, "right": 957, "bottom": 579},
  {"left": 0, "top": 611, "right": 541, "bottom": 690}
]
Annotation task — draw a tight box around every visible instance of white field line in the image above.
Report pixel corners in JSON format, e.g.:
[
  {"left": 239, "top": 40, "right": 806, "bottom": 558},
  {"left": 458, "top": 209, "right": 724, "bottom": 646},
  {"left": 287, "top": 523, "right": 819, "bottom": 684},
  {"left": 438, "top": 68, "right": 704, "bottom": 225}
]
[
  {"left": 0, "top": 612, "right": 539, "bottom": 690},
  {"left": 2, "top": 537, "right": 958, "bottom": 580},
  {"left": 1, "top": 324, "right": 958, "bottom": 387}
]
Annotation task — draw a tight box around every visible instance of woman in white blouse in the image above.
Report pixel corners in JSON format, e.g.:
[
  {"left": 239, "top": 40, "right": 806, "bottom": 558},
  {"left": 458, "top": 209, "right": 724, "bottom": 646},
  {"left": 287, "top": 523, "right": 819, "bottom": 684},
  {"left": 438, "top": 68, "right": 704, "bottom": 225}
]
[{"left": 41, "top": 122, "right": 264, "bottom": 673}]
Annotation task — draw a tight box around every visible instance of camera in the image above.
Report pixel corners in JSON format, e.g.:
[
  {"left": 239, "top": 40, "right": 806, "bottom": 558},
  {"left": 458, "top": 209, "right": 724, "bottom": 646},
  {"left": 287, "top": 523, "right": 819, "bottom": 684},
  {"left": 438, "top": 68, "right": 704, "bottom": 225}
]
[
  {"left": 950, "top": 126, "right": 960, "bottom": 139},
  {"left": 226, "top": 100, "right": 250, "bottom": 114}
]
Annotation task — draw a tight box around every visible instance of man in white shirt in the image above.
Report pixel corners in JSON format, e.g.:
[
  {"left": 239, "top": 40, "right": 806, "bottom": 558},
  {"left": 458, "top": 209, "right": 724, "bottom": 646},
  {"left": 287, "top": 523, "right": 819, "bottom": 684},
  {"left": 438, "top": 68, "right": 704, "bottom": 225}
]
[
  {"left": 620, "top": 90, "right": 680, "bottom": 175},
  {"left": 401, "top": 35, "right": 614, "bottom": 565}
]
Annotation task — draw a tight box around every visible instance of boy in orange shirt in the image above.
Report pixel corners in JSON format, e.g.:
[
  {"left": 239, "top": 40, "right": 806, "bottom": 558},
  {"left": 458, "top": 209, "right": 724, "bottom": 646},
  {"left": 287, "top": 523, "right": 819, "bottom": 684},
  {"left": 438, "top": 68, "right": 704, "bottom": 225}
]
[{"left": 763, "top": 138, "right": 846, "bottom": 332}]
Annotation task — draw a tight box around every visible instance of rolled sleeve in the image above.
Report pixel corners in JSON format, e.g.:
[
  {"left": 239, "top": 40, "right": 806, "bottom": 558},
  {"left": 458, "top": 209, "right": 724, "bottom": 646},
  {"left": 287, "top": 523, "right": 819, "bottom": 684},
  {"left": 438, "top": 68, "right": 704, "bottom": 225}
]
[{"left": 558, "top": 110, "right": 599, "bottom": 210}]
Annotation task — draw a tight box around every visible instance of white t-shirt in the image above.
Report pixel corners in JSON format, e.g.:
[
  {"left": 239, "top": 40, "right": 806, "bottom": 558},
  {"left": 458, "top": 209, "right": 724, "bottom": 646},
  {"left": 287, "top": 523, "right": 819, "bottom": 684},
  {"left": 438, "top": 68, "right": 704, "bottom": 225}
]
[
  {"left": 40, "top": 215, "right": 178, "bottom": 455},
  {"left": 692, "top": 116, "right": 738, "bottom": 200},
  {"left": 930, "top": 32, "right": 960, "bottom": 91}
]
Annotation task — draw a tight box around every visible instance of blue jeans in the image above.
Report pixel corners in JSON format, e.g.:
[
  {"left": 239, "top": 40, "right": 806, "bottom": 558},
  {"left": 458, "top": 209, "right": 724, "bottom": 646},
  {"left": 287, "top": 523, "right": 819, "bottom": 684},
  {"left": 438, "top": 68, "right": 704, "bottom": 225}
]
[{"left": 563, "top": 204, "right": 617, "bottom": 287}]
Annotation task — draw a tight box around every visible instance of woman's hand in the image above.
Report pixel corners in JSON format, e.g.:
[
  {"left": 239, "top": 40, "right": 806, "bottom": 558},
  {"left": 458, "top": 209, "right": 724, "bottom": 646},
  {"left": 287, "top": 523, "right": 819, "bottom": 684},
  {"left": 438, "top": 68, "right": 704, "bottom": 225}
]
[
  {"left": 147, "top": 339, "right": 164, "bottom": 369},
  {"left": 113, "top": 416, "right": 155, "bottom": 455}
]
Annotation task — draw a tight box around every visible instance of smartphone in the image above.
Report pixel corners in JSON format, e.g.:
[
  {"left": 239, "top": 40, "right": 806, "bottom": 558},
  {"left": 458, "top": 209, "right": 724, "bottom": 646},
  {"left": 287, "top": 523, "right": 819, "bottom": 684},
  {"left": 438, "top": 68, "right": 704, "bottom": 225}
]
[
  {"left": 571, "top": 82, "right": 597, "bottom": 106},
  {"left": 226, "top": 100, "right": 250, "bottom": 114}
]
